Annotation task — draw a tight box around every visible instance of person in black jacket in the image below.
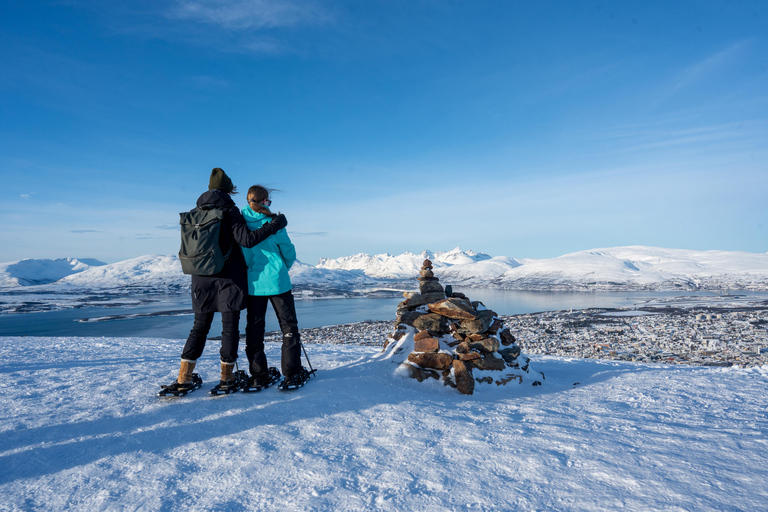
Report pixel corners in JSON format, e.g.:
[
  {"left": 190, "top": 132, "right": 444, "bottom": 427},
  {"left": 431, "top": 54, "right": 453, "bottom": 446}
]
[{"left": 162, "top": 168, "right": 287, "bottom": 396}]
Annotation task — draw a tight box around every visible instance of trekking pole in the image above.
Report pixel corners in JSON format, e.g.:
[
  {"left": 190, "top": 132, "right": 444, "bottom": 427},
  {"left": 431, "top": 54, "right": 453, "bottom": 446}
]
[{"left": 299, "top": 338, "right": 316, "bottom": 377}]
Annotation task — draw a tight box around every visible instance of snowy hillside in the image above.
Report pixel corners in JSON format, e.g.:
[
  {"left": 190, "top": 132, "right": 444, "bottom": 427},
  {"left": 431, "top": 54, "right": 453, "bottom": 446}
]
[
  {"left": 493, "top": 246, "right": 768, "bottom": 291},
  {"left": 1, "top": 336, "right": 766, "bottom": 511},
  {"left": 316, "top": 248, "right": 493, "bottom": 279},
  {"left": 59, "top": 255, "right": 190, "bottom": 292},
  {"left": 2, "top": 246, "right": 768, "bottom": 292},
  {"left": 288, "top": 260, "right": 375, "bottom": 289},
  {"left": 0, "top": 257, "right": 105, "bottom": 287}
]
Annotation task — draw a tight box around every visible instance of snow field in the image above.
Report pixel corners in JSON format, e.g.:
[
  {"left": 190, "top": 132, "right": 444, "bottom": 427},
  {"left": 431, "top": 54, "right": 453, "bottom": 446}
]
[{"left": 1, "top": 336, "right": 767, "bottom": 511}]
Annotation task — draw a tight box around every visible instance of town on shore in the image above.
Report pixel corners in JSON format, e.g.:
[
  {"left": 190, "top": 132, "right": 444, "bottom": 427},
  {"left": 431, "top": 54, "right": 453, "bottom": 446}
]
[{"left": 262, "top": 295, "right": 768, "bottom": 369}]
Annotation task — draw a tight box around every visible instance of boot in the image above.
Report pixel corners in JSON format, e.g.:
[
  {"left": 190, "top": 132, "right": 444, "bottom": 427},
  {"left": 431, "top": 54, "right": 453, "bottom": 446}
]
[
  {"left": 210, "top": 361, "right": 246, "bottom": 395},
  {"left": 159, "top": 359, "right": 202, "bottom": 397},
  {"left": 220, "top": 361, "right": 235, "bottom": 385},
  {"left": 178, "top": 359, "right": 196, "bottom": 385}
]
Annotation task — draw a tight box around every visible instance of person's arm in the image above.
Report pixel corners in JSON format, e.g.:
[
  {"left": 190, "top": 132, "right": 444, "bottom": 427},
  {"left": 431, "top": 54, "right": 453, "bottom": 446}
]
[
  {"left": 277, "top": 231, "right": 297, "bottom": 269},
  {"left": 230, "top": 210, "right": 287, "bottom": 248}
]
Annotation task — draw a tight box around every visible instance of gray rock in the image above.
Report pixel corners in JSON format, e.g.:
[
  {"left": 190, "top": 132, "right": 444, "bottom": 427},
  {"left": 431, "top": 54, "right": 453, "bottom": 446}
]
[
  {"left": 459, "top": 310, "right": 497, "bottom": 334},
  {"left": 469, "top": 337, "right": 500, "bottom": 353},
  {"left": 406, "top": 292, "right": 446, "bottom": 308},
  {"left": 419, "top": 280, "right": 445, "bottom": 295},
  {"left": 413, "top": 313, "right": 449, "bottom": 333}
]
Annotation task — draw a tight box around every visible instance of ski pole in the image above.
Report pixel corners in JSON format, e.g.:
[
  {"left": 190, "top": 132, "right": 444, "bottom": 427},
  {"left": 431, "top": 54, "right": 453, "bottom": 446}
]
[{"left": 299, "top": 338, "right": 316, "bottom": 376}]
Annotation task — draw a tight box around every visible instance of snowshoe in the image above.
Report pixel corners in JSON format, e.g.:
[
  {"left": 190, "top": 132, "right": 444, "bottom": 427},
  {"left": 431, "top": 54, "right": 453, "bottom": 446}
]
[
  {"left": 277, "top": 367, "right": 314, "bottom": 391},
  {"left": 242, "top": 367, "right": 281, "bottom": 393},
  {"left": 210, "top": 369, "right": 248, "bottom": 396},
  {"left": 159, "top": 373, "right": 203, "bottom": 397}
]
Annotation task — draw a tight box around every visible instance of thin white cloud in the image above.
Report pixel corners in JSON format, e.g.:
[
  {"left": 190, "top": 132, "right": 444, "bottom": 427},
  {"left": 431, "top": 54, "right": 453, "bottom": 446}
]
[
  {"left": 20, "top": 194, "right": 31, "bottom": 199},
  {"left": 169, "top": 0, "right": 332, "bottom": 31},
  {"left": 657, "top": 40, "right": 752, "bottom": 104}
]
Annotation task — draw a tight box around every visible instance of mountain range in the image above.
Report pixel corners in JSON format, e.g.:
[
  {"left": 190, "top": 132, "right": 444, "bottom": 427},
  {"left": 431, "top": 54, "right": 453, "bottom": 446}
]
[{"left": 2, "top": 246, "right": 768, "bottom": 293}]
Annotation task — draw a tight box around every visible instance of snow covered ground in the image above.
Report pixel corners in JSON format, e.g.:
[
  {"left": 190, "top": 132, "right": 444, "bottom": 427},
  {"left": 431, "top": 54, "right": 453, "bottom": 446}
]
[{"left": 2, "top": 336, "right": 767, "bottom": 511}]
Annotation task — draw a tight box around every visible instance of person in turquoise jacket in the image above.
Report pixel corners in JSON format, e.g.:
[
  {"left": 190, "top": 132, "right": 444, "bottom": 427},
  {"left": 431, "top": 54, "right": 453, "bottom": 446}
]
[{"left": 240, "top": 185, "right": 305, "bottom": 390}]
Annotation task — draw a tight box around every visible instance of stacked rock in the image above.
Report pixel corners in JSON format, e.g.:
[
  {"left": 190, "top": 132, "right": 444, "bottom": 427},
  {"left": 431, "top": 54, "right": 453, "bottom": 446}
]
[{"left": 381, "top": 259, "right": 543, "bottom": 395}]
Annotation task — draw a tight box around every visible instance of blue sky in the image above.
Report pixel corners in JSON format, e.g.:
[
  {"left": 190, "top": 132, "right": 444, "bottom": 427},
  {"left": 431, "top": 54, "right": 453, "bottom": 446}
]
[{"left": 1, "top": 0, "right": 766, "bottom": 265}]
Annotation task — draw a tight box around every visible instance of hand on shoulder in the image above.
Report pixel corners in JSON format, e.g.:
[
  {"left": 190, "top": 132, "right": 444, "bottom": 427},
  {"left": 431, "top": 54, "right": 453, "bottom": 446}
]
[{"left": 272, "top": 213, "right": 287, "bottom": 230}]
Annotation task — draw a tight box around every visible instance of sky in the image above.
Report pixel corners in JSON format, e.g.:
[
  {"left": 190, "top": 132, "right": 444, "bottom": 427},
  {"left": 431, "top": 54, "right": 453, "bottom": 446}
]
[{"left": 1, "top": 0, "right": 766, "bottom": 265}]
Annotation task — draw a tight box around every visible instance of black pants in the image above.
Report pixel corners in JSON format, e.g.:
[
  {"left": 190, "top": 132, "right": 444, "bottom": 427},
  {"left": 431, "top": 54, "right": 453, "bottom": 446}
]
[
  {"left": 246, "top": 291, "right": 301, "bottom": 377},
  {"left": 181, "top": 311, "right": 241, "bottom": 364}
]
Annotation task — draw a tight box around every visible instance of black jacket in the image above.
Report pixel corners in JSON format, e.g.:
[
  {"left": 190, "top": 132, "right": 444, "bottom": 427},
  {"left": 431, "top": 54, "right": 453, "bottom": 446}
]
[{"left": 190, "top": 190, "right": 287, "bottom": 313}]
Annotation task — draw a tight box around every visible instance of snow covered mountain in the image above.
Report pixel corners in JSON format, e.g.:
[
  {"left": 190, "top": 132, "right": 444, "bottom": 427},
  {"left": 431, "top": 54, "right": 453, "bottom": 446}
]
[
  {"left": 316, "top": 248, "right": 494, "bottom": 279},
  {"left": 0, "top": 257, "right": 105, "bottom": 287},
  {"left": 2, "top": 246, "right": 768, "bottom": 292},
  {"left": 59, "top": 255, "right": 190, "bottom": 292},
  {"left": 492, "top": 246, "right": 768, "bottom": 291}
]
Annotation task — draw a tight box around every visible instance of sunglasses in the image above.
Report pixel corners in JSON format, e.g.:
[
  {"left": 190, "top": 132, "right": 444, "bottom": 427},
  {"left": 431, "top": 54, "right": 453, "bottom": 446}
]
[{"left": 249, "top": 198, "right": 271, "bottom": 206}]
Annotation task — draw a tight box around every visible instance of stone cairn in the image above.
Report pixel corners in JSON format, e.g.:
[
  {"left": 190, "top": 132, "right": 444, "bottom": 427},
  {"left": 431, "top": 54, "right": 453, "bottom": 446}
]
[{"left": 380, "top": 259, "right": 543, "bottom": 395}]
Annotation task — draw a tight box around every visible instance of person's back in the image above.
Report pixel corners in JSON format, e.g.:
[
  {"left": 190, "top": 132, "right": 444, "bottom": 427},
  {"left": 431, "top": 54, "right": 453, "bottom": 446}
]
[
  {"left": 159, "top": 169, "right": 287, "bottom": 397},
  {"left": 240, "top": 185, "right": 309, "bottom": 391},
  {"left": 241, "top": 207, "right": 296, "bottom": 297}
]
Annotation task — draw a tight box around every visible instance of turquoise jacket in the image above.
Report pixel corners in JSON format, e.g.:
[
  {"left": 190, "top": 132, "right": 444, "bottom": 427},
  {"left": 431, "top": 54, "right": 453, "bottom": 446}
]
[{"left": 240, "top": 207, "right": 296, "bottom": 296}]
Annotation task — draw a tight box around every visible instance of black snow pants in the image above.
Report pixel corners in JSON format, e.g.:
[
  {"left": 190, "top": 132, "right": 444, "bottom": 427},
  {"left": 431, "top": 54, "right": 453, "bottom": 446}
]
[
  {"left": 245, "top": 290, "right": 301, "bottom": 378},
  {"left": 181, "top": 311, "right": 241, "bottom": 364}
]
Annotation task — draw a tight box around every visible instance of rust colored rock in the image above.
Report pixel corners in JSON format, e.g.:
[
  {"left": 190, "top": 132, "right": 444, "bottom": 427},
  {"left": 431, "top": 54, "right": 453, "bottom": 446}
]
[
  {"left": 497, "top": 374, "right": 523, "bottom": 385},
  {"left": 453, "top": 360, "right": 474, "bottom": 395},
  {"left": 414, "top": 337, "right": 439, "bottom": 352},
  {"left": 452, "top": 332, "right": 466, "bottom": 342},
  {"left": 428, "top": 298, "right": 477, "bottom": 320},
  {"left": 413, "top": 313, "right": 449, "bottom": 333},
  {"left": 500, "top": 328, "right": 516, "bottom": 346},
  {"left": 407, "top": 351, "right": 454, "bottom": 371},
  {"left": 422, "top": 259, "right": 432, "bottom": 268},
  {"left": 467, "top": 333, "right": 484, "bottom": 342},
  {"left": 458, "top": 352, "right": 481, "bottom": 361},
  {"left": 413, "top": 330, "right": 432, "bottom": 341},
  {"left": 470, "top": 337, "right": 500, "bottom": 354},
  {"left": 419, "top": 268, "right": 434, "bottom": 278},
  {"left": 400, "top": 364, "right": 440, "bottom": 382}
]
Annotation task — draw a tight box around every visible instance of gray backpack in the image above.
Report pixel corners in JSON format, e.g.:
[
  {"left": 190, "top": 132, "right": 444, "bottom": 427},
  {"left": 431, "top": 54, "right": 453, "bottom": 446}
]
[{"left": 178, "top": 206, "right": 232, "bottom": 275}]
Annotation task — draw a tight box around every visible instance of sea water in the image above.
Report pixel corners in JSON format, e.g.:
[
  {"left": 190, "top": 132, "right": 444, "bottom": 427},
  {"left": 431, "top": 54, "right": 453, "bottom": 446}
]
[{"left": 0, "top": 289, "right": 757, "bottom": 339}]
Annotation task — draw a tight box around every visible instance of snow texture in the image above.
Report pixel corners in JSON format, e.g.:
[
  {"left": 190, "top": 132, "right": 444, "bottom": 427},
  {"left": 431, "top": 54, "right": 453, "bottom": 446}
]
[{"left": 1, "top": 336, "right": 766, "bottom": 511}]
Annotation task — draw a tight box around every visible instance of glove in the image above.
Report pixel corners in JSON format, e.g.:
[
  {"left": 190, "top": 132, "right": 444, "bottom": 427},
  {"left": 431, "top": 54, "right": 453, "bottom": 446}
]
[{"left": 271, "top": 213, "right": 287, "bottom": 231}]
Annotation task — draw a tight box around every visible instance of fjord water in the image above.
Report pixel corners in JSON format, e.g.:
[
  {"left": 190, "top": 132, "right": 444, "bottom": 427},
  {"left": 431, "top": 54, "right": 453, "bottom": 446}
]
[{"left": 0, "top": 289, "right": 751, "bottom": 339}]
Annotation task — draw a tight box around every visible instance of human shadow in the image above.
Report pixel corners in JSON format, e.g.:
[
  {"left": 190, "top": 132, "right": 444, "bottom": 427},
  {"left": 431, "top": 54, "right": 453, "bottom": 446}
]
[{"left": 0, "top": 350, "right": 660, "bottom": 485}]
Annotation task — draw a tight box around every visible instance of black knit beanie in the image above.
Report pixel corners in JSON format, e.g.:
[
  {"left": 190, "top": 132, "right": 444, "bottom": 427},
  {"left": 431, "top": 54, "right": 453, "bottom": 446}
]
[{"left": 209, "top": 167, "right": 234, "bottom": 193}]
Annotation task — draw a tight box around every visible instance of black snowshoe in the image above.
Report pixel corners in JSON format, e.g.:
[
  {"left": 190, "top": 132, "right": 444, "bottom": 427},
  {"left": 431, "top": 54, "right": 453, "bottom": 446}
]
[
  {"left": 277, "top": 367, "right": 314, "bottom": 391},
  {"left": 242, "top": 367, "right": 281, "bottom": 393},
  {"left": 210, "top": 370, "right": 248, "bottom": 396},
  {"left": 159, "top": 374, "right": 203, "bottom": 397}
]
